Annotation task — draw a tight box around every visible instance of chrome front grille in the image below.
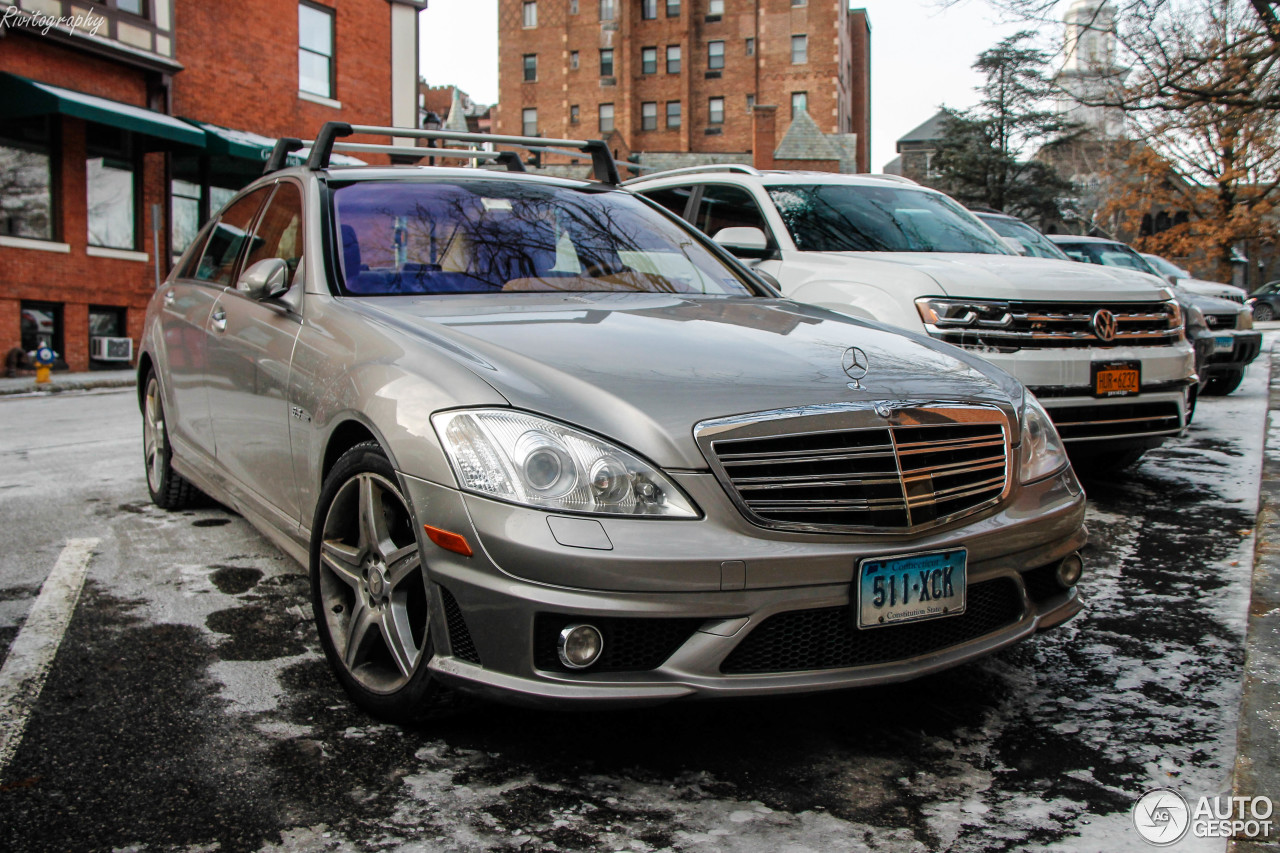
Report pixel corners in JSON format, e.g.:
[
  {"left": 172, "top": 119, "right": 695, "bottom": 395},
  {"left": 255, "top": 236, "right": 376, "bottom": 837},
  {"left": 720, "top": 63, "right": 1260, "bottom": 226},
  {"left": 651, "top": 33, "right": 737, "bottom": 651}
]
[
  {"left": 931, "top": 300, "right": 1180, "bottom": 351},
  {"left": 1204, "top": 312, "right": 1238, "bottom": 329},
  {"left": 698, "top": 404, "right": 1010, "bottom": 533}
]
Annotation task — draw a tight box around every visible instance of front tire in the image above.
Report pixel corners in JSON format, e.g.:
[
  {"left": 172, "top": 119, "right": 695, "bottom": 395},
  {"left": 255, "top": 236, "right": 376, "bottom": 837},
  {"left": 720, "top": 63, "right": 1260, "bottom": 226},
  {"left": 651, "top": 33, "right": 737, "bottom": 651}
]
[
  {"left": 143, "top": 372, "right": 200, "bottom": 509},
  {"left": 1203, "top": 371, "right": 1244, "bottom": 397},
  {"left": 310, "top": 441, "right": 446, "bottom": 723},
  {"left": 1254, "top": 303, "right": 1274, "bottom": 322}
]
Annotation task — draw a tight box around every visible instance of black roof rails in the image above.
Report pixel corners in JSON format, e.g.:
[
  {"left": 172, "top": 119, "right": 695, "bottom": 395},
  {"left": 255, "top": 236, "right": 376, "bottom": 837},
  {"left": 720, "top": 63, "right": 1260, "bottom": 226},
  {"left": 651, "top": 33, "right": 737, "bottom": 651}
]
[
  {"left": 300, "top": 122, "right": 620, "bottom": 184},
  {"left": 264, "top": 137, "right": 304, "bottom": 174}
]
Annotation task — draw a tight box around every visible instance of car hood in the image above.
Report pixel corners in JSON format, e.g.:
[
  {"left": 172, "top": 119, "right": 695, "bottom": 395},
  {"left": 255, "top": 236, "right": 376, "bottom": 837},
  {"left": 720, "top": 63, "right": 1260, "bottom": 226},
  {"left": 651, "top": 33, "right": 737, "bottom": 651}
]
[
  {"left": 348, "top": 293, "right": 1024, "bottom": 469},
  {"left": 819, "top": 252, "right": 1171, "bottom": 302}
]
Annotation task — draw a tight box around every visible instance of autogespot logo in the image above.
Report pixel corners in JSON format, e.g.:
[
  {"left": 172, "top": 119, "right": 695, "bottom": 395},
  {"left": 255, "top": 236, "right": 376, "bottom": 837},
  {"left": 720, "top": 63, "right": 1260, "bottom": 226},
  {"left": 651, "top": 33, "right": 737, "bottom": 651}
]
[{"left": 1133, "top": 789, "right": 1190, "bottom": 846}]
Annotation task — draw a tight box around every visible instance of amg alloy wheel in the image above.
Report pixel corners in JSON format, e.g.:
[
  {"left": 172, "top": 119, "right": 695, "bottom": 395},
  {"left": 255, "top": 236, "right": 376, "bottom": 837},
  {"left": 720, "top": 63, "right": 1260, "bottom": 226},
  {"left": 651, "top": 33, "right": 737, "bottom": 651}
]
[
  {"left": 311, "top": 441, "right": 444, "bottom": 721},
  {"left": 143, "top": 372, "right": 199, "bottom": 509}
]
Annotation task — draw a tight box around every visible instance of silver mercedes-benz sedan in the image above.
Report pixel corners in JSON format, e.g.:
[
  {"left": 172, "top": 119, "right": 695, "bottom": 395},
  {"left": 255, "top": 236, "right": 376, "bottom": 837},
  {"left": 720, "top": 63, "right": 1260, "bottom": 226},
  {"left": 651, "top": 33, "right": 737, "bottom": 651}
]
[{"left": 139, "top": 126, "right": 1086, "bottom": 722}]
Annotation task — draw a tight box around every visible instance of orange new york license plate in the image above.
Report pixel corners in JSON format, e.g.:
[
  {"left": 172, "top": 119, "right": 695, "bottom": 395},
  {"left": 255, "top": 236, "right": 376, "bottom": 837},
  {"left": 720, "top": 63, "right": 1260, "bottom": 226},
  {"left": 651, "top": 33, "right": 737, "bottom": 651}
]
[{"left": 1093, "top": 361, "right": 1140, "bottom": 397}]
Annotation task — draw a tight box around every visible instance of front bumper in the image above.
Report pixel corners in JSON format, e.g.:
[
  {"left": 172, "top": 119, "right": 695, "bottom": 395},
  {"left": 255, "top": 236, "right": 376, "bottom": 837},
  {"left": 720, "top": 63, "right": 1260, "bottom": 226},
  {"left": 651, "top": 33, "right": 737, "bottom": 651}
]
[
  {"left": 1203, "top": 330, "right": 1263, "bottom": 377},
  {"left": 401, "top": 467, "right": 1087, "bottom": 707}
]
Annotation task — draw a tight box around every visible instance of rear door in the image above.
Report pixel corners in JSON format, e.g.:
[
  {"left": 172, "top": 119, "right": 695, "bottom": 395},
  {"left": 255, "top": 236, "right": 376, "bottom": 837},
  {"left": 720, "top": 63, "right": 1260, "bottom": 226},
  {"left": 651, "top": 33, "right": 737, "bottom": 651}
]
[{"left": 206, "top": 181, "right": 307, "bottom": 524}]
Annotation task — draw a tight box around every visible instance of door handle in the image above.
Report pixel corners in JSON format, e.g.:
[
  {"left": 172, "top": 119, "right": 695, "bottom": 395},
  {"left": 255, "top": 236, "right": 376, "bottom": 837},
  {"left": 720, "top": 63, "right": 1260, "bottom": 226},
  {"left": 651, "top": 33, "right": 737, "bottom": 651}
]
[
  {"left": 211, "top": 309, "right": 227, "bottom": 333},
  {"left": 163, "top": 290, "right": 176, "bottom": 307}
]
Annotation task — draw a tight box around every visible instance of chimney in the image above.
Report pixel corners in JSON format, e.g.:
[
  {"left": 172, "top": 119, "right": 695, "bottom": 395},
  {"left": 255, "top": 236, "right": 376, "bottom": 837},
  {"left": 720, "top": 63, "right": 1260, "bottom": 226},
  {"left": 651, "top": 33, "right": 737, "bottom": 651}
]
[
  {"left": 848, "top": 10, "right": 872, "bottom": 173},
  {"left": 752, "top": 105, "right": 778, "bottom": 170}
]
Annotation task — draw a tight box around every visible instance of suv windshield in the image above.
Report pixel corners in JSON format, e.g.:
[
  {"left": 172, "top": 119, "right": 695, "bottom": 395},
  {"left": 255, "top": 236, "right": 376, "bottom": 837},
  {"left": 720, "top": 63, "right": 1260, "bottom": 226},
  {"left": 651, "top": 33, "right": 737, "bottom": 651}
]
[
  {"left": 976, "top": 214, "right": 1071, "bottom": 260},
  {"left": 332, "top": 180, "right": 754, "bottom": 296},
  {"left": 1056, "top": 240, "right": 1160, "bottom": 276},
  {"left": 766, "top": 184, "right": 1011, "bottom": 254}
]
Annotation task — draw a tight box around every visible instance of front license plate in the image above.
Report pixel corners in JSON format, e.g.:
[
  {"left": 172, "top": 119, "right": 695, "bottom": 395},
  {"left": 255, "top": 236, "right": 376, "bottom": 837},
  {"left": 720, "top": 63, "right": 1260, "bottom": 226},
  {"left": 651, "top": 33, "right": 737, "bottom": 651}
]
[
  {"left": 856, "top": 549, "right": 967, "bottom": 629},
  {"left": 1093, "top": 361, "right": 1140, "bottom": 397},
  {"left": 1214, "top": 335, "right": 1234, "bottom": 354}
]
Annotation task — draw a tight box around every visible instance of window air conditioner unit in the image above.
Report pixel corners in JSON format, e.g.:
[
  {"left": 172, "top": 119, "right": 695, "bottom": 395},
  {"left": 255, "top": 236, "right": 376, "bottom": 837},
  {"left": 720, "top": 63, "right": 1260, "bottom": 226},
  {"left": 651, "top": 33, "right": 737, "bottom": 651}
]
[{"left": 90, "top": 336, "right": 134, "bottom": 362}]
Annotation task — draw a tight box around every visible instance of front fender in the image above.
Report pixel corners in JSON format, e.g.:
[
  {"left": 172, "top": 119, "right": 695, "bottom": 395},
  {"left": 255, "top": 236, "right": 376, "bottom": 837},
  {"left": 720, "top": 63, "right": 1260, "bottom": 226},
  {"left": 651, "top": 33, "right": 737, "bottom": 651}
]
[{"left": 788, "top": 280, "right": 921, "bottom": 331}]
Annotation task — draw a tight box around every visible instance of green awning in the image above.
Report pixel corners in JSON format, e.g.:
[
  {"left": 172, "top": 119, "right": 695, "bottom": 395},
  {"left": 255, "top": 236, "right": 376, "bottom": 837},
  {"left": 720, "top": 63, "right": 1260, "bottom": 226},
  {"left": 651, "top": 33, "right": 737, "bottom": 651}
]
[
  {"left": 0, "top": 71, "right": 205, "bottom": 147},
  {"left": 189, "top": 119, "right": 366, "bottom": 167}
]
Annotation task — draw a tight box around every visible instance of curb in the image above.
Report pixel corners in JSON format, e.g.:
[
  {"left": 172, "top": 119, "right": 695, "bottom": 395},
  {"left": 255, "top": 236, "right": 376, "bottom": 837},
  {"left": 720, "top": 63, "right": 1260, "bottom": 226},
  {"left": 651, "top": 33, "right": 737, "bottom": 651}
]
[
  {"left": 1229, "top": 346, "right": 1280, "bottom": 851},
  {"left": 0, "top": 377, "right": 136, "bottom": 397}
]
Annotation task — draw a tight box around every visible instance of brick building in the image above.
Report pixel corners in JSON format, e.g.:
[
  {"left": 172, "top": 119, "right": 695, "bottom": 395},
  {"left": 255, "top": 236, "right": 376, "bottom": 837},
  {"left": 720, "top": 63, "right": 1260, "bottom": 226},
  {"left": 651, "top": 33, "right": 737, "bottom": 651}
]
[
  {"left": 494, "top": 0, "right": 870, "bottom": 175},
  {"left": 0, "top": 0, "right": 423, "bottom": 372}
]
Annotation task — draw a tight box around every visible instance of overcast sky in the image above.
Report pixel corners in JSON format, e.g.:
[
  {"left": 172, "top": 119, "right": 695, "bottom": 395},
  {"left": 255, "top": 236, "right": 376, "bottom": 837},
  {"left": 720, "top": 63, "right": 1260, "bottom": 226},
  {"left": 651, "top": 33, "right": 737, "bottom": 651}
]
[{"left": 418, "top": 1, "right": 1065, "bottom": 171}]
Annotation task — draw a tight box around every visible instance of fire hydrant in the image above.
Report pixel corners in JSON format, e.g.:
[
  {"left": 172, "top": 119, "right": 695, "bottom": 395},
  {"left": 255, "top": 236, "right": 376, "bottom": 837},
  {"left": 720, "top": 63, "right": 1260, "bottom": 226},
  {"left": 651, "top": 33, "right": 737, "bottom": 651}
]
[{"left": 32, "top": 345, "right": 55, "bottom": 385}]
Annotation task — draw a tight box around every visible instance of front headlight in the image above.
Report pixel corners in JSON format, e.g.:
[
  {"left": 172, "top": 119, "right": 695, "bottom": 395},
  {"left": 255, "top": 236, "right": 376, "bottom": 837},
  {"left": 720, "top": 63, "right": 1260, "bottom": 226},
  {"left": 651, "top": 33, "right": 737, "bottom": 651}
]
[
  {"left": 915, "top": 297, "right": 1012, "bottom": 329},
  {"left": 432, "top": 409, "right": 699, "bottom": 518},
  {"left": 1183, "top": 302, "right": 1206, "bottom": 333},
  {"left": 1164, "top": 299, "right": 1184, "bottom": 339},
  {"left": 1019, "top": 394, "right": 1069, "bottom": 484}
]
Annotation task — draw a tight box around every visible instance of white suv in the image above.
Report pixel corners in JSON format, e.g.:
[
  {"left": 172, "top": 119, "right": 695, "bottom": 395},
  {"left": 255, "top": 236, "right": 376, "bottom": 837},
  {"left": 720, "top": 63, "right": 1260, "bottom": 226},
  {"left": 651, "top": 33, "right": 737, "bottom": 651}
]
[{"left": 626, "top": 166, "right": 1196, "bottom": 467}]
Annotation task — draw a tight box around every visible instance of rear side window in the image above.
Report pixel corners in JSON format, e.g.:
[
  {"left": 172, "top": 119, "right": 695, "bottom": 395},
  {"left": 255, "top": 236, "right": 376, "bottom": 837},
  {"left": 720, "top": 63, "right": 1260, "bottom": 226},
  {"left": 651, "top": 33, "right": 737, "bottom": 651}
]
[
  {"left": 639, "top": 185, "right": 694, "bottom": 218},
  {"left": 191, "top": 188, "right": 271, "bottom": 285},
  {"left": 242, "top": 182, "right": 305, "bottom": 291},
  {"left": 692, "top": 184, "right": 771, "bottom": 240}
]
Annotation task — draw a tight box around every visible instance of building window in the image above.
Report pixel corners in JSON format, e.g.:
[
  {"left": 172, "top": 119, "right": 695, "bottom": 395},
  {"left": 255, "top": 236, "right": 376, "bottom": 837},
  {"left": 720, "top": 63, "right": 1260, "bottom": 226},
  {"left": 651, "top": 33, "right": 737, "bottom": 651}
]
[
  {"left": 89, "top": 305, "right": 126, "bottom": 344},
  {"left": 746, "top": 94, "right": 755, "bottom": 112},
  {"left": 523, "top": 1, "right": 537, "bottom": 28},
  {"left": 745, "top": 37, "right": 755, "bottom": 55},
  {"left": 21, "top": 300, "right": 62, "bottom": 357},
  {"left": 298, "top": 2, "right": 335, "bottom": 98},
  {"left": 171, "top": 178, "right": 202, "bottom": 254},
  {"left": 599, "top": 0, "right": 615, "bottom": 21},
  {"left": 570, "top": 0, "right": 579, "bottom": 12},
  {"left": 522, "top": 108, "right": 538, "bottom": 136},
  {"left": 708, "top": 96, "right": 724, "bottom": 124},
  {"left": 708, "top": 0, "right": 724, "bottom": 16},
  {"left": 666, "top": 45, "right": 682, "bottom": 73},
  {"left": 570, "top": 104, "right": 580, "bottom": 124},
  {"left": 86, "top": 126, "right": 136, "bottom": 250},
  {"left": 641, "top": 47, "right": 658, "bottom": 74},
  {"left": 571, "top": 50, "right": 580, "bottom": 69},
  {"left": 641, "top": 0, "right": 657, "bottom": 19},
  {"left": 523, "top": 54, "right": 537, "bottom": 82},
  {"left": 708, "top": 40, "right": 724, "bottom": 70},
  {"left": 791, "top": 34, "right": 808, "bottom": 64},
  {"left": 791, "top": 91, "right": 807, "bottom": 117},
  {"left": 667, "top": 0, "right": 680, "bottom": 16},
  {"left": 0, "top": 117, "right": 54, "bottom": 241},
  {"left": 641, "top": 102, "right": 658, "bottom": 130},
  {"left": 666, "top": 100, "right": 682, "bottom": 128},
  {"left": 600, "top": 49, "right": 614, "bottom": 77},
  {"left": 599, "top": 103, "right": 615, "bottom": 133},
  {"left": 791, "top": 0, "right": 806, "bottom": 5}
]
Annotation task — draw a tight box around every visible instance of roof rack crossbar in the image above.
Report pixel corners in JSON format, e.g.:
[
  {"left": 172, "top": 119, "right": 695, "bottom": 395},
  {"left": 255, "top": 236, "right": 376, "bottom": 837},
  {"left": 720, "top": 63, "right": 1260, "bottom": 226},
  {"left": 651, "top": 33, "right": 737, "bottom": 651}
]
[
  {"left": 620, "top": 163, "right": 761, "bottom": 185},
  {"left": 326, "top": 141, "right": 507, "bottom": 160},
  {"left": 264, "top": 137, "right": 304, "bottom": 174},
  {"left": 302, "top": 121, "right": 619, "bottom": 183}
]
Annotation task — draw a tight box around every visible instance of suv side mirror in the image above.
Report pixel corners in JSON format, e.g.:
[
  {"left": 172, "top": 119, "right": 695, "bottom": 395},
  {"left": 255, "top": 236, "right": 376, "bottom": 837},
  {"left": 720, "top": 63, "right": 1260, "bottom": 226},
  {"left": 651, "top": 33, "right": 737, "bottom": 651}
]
[
  {"left": 1001, "top": 236, "right": 1028, "bottom": 255},
  {"left": 713, "top": 226, "right": 770, "bottom": 257},
  {"left": 237, "top": 258, "right": 291, "bottom": 300}
]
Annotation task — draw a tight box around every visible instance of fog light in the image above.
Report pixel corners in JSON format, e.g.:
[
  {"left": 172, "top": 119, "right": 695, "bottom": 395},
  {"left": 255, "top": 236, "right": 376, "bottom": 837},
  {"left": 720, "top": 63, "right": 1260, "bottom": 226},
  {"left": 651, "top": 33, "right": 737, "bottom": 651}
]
[
  {"left": 557, "top": 624, "right": 603, "bottom": 669},
  {"left": 1057, "top": 553, "right": 1084, "bottom": 588}
]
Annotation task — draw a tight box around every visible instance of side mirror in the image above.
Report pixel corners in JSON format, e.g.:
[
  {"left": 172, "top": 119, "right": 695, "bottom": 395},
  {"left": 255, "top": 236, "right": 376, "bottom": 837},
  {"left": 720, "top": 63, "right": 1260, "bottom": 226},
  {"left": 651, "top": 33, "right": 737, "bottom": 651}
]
[
  {"left": 713, "top": 226, "right": 769, "bottom": 256},
  {"left": 236, "top": 258, "right": 291, "bottom": 300},
  {"left": 1001, "top": 236, "right": 1028, "bottom": 255}
]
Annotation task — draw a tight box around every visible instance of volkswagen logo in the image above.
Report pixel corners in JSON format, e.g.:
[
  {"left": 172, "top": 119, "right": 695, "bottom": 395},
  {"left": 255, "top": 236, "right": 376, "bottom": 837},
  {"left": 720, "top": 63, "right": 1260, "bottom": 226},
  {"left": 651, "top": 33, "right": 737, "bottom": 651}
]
[
  {"left": 842, "top": 346, "right": 869, "bottom": 390},
  {"left": 1092, "top": 309, "right": 1118, "bottom": 342}
]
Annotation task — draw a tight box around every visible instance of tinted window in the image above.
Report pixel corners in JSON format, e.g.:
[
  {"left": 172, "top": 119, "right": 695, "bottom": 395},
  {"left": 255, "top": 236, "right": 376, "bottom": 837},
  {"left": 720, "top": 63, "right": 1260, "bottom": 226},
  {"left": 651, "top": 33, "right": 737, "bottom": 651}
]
[
  {"left": 332, "top": 180, "right": 754, "bottom": 297},
  {"left": 693, "top": 185, "right": 770, "bottom": 240},
  {"left": 1056, "top": 241, "right": 1159, "bottom": 275},
  {"left": 192, "top": 188, "right": 271, "bottom": 285},
  {"left": 768, "top": 184, "right": 1011, "bottom": 254},
  {"left": 977, "top": 214, "right": 1070, "bottom": 260},
  {"left": 639, "top": 186, "right": 693, "bottom": 218},
  {"left": 242, "top": 183, "right": 305, "bottom": 291}
]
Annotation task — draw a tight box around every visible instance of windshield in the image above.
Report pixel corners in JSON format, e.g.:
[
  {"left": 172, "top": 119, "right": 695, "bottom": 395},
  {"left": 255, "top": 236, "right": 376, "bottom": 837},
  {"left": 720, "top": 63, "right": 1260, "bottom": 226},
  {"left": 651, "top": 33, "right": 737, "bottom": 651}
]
[
  {"left": 1142, "top": 254, "right": 1185, "bottom": 278},
  {"left": 766, "top": 184, "right": 1011, "bottom": 254},
  {"left": 331, "top": 180, "right": 754, "bottom": 296},
  {"left": 976, "top": 214, "right": 1071, "bottom": 260},
  {"left": 1056, "top": 240, "right": 1160, "bottom": 276}
]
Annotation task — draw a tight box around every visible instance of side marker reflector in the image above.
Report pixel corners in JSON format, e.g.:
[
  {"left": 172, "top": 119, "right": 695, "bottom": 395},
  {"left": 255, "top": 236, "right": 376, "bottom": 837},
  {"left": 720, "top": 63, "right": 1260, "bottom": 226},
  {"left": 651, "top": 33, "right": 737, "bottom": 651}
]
[{"left": 424, "top": 524, "right": 473, "bottom": 557}]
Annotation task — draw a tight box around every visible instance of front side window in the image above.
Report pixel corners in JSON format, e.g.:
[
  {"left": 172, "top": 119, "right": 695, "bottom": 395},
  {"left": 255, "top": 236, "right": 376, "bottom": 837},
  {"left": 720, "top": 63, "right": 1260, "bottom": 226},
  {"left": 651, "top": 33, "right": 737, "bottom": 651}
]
[
  {"left": 642, "top": 47, "right": 657, "bottom": 74},
  {"left": 522, "top": 108, "right": 538, "bottom": 137},
  {"left": 523, "top": 1, "right": 537, "bottom": 27},
  {"left": 523, "top": 54, "right": 537, "bottom": 81},
  {"left": 667, "top": 44, "right": 682, "bottom": 73},
  {"left": 331, "top": 180, "right": 755, "bottom": 296},
  {"left": 242, "top": 183, "right": 306, "bottom": 291},
  {"left": 641, "top": 102, "right": 658, "bottom": 130},
  {"left": 767, "top": 184, "right": 1012, "bottom": 254},
  {"left": 667, "top": 100, "right": 682, "bottom": 128},
  {"left": 791, "top": 91, "right": 807, "bottom": 118},
  {"left": 0, "top": 117, "right": 54, "bottom": 241},
  {"left": 791, "top": 34, "right": 808, "bottom": 64},
  {"left": 298, "top": 2, "right": 335, "bottom": 98},
  {"left": 708, "top": 97, "right": 724, "bottom": 125},
  {"left": 642, "top": 0, "right": 657, "bottom": 19},
  {"left": 600, "top": 0, "right": 615, "bottom": 20},
  {"left": 1057, "top": 241, "right": 1160, "bottom": 274},
  {"left": 86, "top": 126, "right": 136, "bottom": 250},
  {"left": 708, "top": 40, "right": 724, "bottom": 70},
  {"left": 600, "top": 49, "right": 614, "bottom": 77},
  {"left": 193, "top": 188, "right": 271, "bottom": 284},
  {"left": 599, "top": 103, "right": 615, "bottom": 132},
  {"left": 694, "top": 184, "right": 772, "bottom": 239},
  {"left": 978, "top": 215, "right": 1071, "bottom": 260}
]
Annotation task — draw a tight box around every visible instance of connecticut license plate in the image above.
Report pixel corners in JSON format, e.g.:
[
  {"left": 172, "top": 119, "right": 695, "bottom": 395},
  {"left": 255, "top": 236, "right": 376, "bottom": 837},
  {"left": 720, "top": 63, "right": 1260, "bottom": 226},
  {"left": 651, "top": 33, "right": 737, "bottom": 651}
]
[
  {"left": 1093, "top": 360, "right": 1141, "bottom": 397},
  {"left": 856, "top": 549, "right": 967, "bottom": 629},
  {"left": 1214, "top": 335, "right": 1234, "bottom": 354}
]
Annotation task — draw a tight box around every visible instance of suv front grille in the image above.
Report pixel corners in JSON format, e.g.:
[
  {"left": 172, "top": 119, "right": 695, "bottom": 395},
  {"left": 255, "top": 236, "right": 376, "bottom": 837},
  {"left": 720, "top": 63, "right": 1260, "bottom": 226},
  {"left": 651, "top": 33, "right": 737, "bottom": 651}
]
[
  {"left": 703, "top": 405, "right": 1009, "bottom": 532},
  {"left": 932, "top": 301, "right": 1180, "bottom": 351},
  {"left": 1049, "top": 400, "right": 1183, "bottom": 441}
]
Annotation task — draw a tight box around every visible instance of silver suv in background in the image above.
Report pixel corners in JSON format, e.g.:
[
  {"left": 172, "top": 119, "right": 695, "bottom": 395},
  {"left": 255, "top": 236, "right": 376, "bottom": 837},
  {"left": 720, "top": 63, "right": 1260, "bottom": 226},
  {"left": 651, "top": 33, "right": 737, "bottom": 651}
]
[{"left": 626, "top": 166, "right": 1196, "bottom": 470}]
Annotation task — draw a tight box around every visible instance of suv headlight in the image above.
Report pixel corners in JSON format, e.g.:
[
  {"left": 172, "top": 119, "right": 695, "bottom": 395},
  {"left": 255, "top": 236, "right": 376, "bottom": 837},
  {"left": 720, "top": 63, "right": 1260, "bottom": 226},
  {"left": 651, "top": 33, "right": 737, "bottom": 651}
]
[
  {"left": 915, "top": 297, "right": 1013, "bottom": 329},
  {"left": 1238, "top": 308, "right": 1254, "bottom": 330},
  {"left": 1019, "top": 394, "right": 1069, "bottom": 484},
  {"left": 433, "top": 409, "right": 699, "bottom": 518}
]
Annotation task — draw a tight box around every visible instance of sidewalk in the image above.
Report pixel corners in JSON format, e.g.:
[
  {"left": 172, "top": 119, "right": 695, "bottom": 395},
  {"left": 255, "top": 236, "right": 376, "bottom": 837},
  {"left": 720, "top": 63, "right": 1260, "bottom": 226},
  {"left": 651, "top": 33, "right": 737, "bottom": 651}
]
[
  {"left": 0, "top": 369, "right": 136, "bottom": 397},
  {"left": 1230, "top": 345, "right": 1280, "bottom": 852}
]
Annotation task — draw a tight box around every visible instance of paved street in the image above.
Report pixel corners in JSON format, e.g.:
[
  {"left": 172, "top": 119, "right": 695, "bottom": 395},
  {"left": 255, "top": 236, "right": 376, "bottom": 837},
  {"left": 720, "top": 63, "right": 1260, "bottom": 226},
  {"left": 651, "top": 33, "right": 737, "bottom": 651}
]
[{"left": 0, "top": 353, "right": 1271, "bottom": 853}]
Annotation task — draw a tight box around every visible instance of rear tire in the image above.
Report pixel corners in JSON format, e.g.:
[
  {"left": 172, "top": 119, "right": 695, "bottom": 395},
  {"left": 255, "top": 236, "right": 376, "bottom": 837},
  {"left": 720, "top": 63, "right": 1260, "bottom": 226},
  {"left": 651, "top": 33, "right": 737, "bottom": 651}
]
[
  {"left": 310, "top": 441, "right": 450, "bottom": 724},
  {"left": 1203, "top": 371, "right": 1244, "bottom": 396},
  {"left": 143, "top": 372, "right": 200, "bottom": 510},
  {"left": 1254, "top": 303, "right": 1274, "bottom": 322}
]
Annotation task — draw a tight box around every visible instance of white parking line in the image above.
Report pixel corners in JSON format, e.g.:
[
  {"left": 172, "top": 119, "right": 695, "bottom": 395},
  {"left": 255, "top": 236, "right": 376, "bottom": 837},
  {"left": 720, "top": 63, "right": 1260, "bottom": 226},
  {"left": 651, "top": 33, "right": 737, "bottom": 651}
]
[{"left": 0, "top": 538, "right": 99, "bottom": 779}]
